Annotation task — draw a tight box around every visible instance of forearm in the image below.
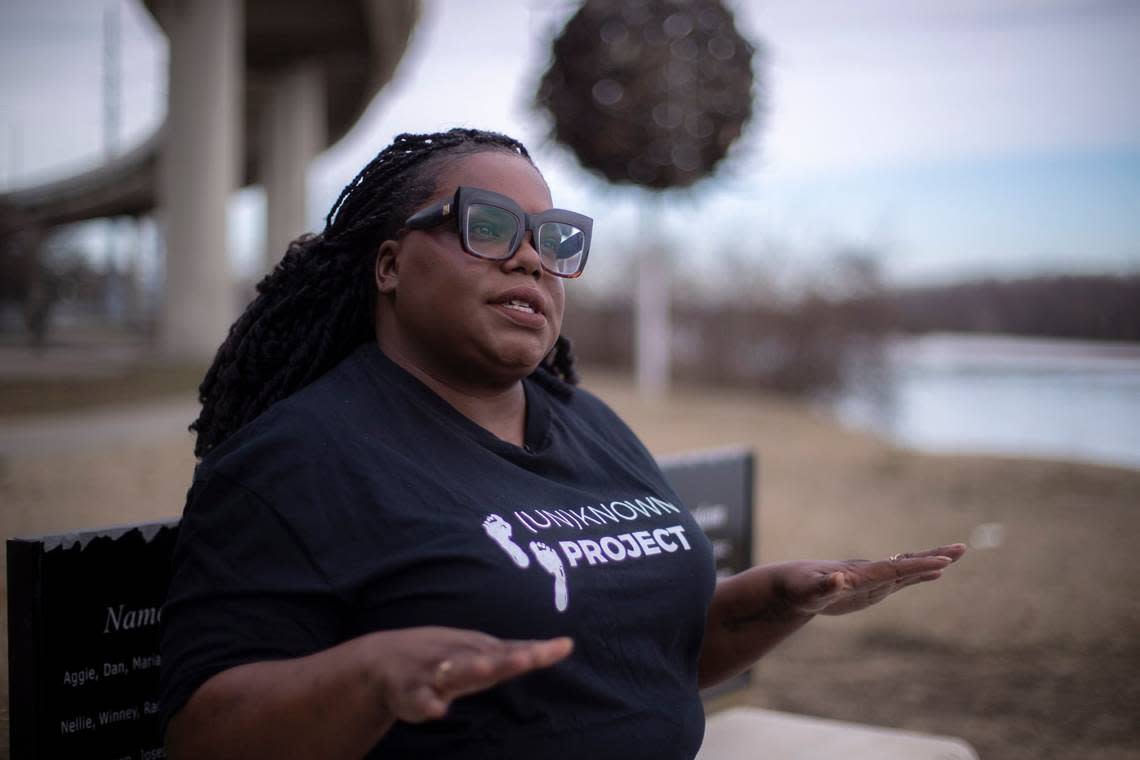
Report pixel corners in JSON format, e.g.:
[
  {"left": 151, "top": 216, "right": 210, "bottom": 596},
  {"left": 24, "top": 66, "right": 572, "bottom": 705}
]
[
  {"left": 697, "top": 564, "right": 814, "bottom": 688},
  {"left": 166, "top": 633, "right": 393, "bottom": 760}
]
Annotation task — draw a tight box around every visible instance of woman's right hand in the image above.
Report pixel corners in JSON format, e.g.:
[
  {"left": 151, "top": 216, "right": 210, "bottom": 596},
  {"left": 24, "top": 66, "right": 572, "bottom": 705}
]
[
  {"left": 368, "top": 627, "right": 573, "bottom": 723},
  {"left": 166, "top": 627, "right": 572, "bottom": 760}
]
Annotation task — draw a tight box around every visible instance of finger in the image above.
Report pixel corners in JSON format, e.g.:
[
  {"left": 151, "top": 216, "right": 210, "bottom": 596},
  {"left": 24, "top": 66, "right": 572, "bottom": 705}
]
[
  {"left": 435, "top": 637, "right": 571, "bottom": 690},
  {"left": 888, "top": 571, "right": 943, "bottom": 596},
  {"left": 897, "top": 544, "right": 967, "bottom": 563},
  {"left": 438, "top": 638, "right": 573, "bottom": 699},
  {"left": 527, "top": 636, "right": 575, "bottom": 667},
  {"left": 896, "top": 570, "right": 943, "bottom": 587},
  {"left": 852, "top": 566, "right": 944, "bottom": 599},
  {"left": 429, "top": 628, "right": 503, "bottom": 653},
  {"left": 439, "top": 648, "right": 538, "bottom": 698},
  {"left": 878, "top": 554, "right": 955, "bottom": 579},
  {"left": 401, "top": 684, "right": 450, "bottom": 723}
]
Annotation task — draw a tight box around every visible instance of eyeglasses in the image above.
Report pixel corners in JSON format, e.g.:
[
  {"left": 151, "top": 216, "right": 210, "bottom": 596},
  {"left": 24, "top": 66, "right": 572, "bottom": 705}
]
[{"left": 404, "top": 186, "right": 593, "bottom": 278}]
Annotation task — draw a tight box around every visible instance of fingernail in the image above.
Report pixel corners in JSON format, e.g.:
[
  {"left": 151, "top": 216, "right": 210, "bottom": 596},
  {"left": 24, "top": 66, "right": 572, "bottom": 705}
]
[{"left": 935, "top": 556, "right": 953, "bottom": 563}]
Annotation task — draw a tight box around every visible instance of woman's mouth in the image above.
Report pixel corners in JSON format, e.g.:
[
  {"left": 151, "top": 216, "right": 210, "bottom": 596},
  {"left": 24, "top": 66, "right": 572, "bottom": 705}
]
[
  {"left": 490, "top": 290, "right": 547, "bottom": 328},
  {"left": 501, "top": 299, "right": 537, "bottom": 314}
]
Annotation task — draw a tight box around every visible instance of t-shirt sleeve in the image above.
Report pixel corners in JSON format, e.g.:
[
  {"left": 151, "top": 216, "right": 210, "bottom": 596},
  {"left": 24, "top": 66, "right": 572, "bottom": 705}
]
[
  {"left": 158, "top": 469, "right": 346, "bottom": 735},
  {"left": 573, "top": 388, "right": 663, "bottom": 466}
]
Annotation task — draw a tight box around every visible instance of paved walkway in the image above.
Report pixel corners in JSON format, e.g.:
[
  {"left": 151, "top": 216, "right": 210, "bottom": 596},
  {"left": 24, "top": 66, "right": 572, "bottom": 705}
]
[
  {"left": 0, "top": 339, "right": 198, "bottom": 456},
  {"left": 0, "top": 398, "right": 198, "bottom": 456},
  {"left": 0, "top": 339, "right": 148, "bottom": 380}
]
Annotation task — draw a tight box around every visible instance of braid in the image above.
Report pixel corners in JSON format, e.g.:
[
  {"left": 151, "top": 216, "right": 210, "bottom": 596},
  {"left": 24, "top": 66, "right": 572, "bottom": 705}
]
[
  {"left": 533, "top": 335, "right": 579, "bottom": 399},
  {"left": 190, "top": 127, "right": 553, "bottom": 458}
]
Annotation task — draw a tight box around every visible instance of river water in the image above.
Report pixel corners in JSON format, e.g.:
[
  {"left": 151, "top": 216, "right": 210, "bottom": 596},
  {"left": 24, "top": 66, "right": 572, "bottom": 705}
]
[{"left": 832, "top": 333, "right": 1140, "bottom": 471}]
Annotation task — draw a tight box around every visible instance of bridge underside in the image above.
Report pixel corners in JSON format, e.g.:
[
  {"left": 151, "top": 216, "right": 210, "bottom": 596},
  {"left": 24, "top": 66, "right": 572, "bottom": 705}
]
[{"left": 0, "top": 0, "right": 419, "bottom": 359}]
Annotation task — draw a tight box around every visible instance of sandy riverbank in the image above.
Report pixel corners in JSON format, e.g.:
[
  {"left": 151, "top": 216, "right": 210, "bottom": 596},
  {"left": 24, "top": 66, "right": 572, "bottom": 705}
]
[
  {"left": 588, "top": 373, "right": 1140, "bottom": 760},
  {"left": 1, "top": 369, "right": 1138, "bottom": 758}
]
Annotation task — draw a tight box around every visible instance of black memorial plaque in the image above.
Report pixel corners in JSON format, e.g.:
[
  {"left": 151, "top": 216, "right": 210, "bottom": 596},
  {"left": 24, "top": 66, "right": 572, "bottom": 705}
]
[
  {"left": 659, "top": 447, "right": 756, "bottom": 579},
  {"left": 659, "top": 447, "right": 757, "bottom": 697},
  {"left": 7, "top": 520, "right": 180, "bottom": 760},
  {"left": 6, "top": 449, "right": 756, "bottom": 755}
]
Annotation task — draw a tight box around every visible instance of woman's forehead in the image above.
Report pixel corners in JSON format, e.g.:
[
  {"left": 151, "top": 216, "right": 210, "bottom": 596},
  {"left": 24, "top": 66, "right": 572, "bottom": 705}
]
[{"left": 431, "top": 151, "right": 552, "bottom": 213}]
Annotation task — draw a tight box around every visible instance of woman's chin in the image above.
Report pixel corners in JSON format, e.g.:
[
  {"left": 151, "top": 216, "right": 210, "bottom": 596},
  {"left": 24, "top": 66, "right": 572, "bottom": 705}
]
[{"left": 479, "top": 343, "right": 551, "bottom": 380}]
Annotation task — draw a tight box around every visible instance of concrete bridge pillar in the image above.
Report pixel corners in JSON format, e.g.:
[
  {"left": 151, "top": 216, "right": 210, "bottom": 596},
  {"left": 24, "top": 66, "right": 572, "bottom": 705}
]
[
  {"left": 156, "top": 0, "right": 242, "bottom": 361},
  {"left": 261, "top": 63, "right": 326, "bottom": 272},
  {"left": 636, "top": 238, "right": 671, "bottom": 398}
]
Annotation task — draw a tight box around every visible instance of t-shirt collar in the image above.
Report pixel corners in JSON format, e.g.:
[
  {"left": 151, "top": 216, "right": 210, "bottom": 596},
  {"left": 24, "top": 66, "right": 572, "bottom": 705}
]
[{"left": 356, "top": 342, "right": 553, "bottom": 456}]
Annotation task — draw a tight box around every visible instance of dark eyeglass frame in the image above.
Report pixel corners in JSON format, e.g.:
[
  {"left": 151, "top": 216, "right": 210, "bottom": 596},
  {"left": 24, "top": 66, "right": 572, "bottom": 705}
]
[{"left": 403, "top": 186, "right": 593, "bottom": 279}]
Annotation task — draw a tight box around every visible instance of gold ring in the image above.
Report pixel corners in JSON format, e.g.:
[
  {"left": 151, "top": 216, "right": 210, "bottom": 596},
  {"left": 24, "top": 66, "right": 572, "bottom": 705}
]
[{"left": 434, "top": 659, "right": 453, "bottom": 689}]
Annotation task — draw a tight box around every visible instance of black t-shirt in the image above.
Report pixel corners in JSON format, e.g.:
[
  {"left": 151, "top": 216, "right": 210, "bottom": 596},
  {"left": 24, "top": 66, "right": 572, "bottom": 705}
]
[{"left": 160, "top": 343, "right": 717, "bottom": 759}]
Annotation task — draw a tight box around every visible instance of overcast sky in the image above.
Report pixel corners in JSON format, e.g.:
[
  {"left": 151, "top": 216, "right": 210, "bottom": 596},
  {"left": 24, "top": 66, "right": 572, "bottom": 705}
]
[{"left": 1, "top": 0, "right": 1139, "bottom": 287}]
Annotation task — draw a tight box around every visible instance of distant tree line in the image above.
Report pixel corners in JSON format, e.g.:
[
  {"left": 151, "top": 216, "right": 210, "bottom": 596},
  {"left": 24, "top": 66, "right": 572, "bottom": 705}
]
[
  {"left": 564, "top": 253, "right": 893, "bottom": 396},
  {"left": 566, "top": 294, "right": 891, "bottom": 396},
  {"left": 565, "top": 268, "right": 1139, "bottom": 397},
  {"left": 888, "top": 274, "right": 1140, "bottom": 342},
  {"left": 0, "top": 230, "right": 148, "bottom": 345}
]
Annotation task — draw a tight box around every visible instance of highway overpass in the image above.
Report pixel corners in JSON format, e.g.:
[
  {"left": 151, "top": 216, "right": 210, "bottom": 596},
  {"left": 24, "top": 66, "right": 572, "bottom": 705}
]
[{"left": 0, "top": 0, "right": 419, "bottom": 360}]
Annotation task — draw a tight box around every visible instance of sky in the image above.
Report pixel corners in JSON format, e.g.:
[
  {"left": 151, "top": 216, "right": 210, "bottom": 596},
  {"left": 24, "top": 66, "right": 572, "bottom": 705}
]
[{"left": 1, "top": 0, "right": 1139, "bottom": 289}]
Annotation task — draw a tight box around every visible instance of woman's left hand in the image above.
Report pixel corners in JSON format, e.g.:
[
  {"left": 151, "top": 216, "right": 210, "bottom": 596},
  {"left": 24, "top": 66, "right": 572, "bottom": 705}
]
[
  {"left": 699, "top": 543, "right": 967, "bottom": 688},
  {"left": 777, "top": 543, "right": 967, "bottom": 617}
]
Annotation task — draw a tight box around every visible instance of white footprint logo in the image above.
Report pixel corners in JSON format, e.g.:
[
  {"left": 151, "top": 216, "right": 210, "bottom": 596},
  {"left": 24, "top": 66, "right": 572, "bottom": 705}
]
[
  {"left": 482, "top": 514, "right": 530, "bottom": 568},
  {"left": 529, "top": 541, "right": 569, "bottom": 613}
]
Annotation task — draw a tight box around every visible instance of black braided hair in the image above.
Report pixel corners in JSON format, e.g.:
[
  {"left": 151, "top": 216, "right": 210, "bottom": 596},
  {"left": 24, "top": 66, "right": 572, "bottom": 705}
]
[{"left": 190, "top": 128, "right": 578, "bottom": 458}]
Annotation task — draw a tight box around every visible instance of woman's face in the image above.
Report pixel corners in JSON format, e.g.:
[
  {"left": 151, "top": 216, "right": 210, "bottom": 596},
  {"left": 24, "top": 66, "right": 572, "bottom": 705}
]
[{"left": 375, "top": 150, "right": 567, "bottom": 388}]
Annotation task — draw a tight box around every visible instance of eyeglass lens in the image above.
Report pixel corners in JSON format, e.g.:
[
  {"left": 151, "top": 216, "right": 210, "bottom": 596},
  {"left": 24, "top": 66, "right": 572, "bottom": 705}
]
[
  {"left": 466, "top": 204, "right": 519, "bottom": 259},
  {"left": 465, "top": 203, "right": 586, "bottom": 276},
  {"left": 537, "top": 222, "right": 586, "bottom": 276}
]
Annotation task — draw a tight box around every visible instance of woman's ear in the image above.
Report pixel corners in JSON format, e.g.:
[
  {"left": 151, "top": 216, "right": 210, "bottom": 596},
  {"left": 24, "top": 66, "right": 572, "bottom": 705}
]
[{"left": 375, "top": 239, "right": 400, "bottom": 294}]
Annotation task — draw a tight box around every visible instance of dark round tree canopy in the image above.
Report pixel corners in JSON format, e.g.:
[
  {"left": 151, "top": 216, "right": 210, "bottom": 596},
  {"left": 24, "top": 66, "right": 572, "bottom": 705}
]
[{"left": 536, "top": 0, "right": 759, "bottom": 190}]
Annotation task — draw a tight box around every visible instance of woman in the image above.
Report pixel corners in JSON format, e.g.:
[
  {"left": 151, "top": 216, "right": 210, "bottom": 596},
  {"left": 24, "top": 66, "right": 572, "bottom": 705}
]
[{"left": 160, "top": 127, "right": 964, "bottom": 759}]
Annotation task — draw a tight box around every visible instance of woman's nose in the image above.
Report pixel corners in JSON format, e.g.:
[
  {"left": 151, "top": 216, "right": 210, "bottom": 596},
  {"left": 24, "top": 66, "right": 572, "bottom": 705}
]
[{"left": 501, "top": 233, "right": 543, "bottom": 278}]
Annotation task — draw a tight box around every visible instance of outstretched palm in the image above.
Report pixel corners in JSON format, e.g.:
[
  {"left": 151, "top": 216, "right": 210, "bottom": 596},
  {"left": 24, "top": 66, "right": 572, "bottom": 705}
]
[{"left": 779, "top": 544, "right": 967, "bottom": 616}]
